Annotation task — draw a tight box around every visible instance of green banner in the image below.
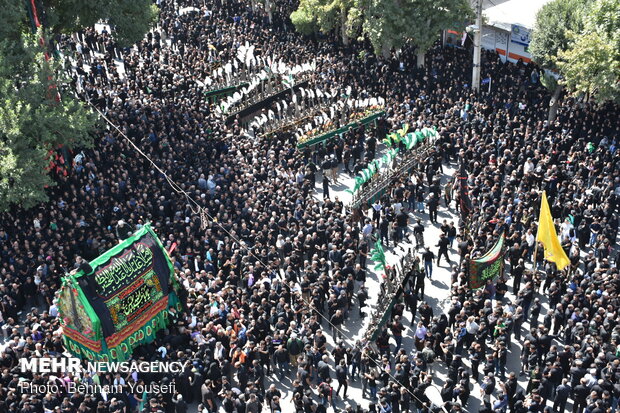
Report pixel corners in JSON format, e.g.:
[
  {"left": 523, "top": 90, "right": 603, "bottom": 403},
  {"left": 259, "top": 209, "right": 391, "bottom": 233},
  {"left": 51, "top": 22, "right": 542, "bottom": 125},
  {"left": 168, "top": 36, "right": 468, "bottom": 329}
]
[
  {"left": 370, "top": 240, "right": 387, "bottom": 271},
  {"left": 468, "top": 233, "right": 505, "bottom": 289},
  {"left": 204, "top": 83, "right": 248, "bottom": 102},
  {"left": 297, "top": 111, "right": 385, "bottom": 149},
  {"left": 59, "top": 224, "right": 182, "bottom": 361}
]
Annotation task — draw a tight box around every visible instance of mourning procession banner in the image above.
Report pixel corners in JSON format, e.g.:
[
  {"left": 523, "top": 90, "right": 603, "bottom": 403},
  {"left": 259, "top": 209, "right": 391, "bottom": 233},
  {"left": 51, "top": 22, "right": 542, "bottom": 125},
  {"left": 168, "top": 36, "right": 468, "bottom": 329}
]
[
  {"left": 58, "top": 224, "right": 183, "bottom": 362},
  {"left": 458, "top": 162, "right": 473, "bottom": 220},
  {"left": 468, "top": 233, "right": 505, "bottom": 289}
]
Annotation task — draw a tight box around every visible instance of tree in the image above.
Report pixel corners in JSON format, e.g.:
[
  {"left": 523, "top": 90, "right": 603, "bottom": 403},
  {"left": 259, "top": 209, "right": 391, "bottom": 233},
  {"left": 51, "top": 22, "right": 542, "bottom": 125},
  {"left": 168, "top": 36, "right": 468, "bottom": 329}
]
[
  {"left": 412, "top": 0, "right": 473, "bottom": 67},
  {"left": 529, "top": 0, "right": 592, "bottom": 120},
  {"left": 35, "top": 0, "right": 158, "bottom": 47},
  {"left": 291, "top": 0, "right": 362, "bottom": 45},
  {"left": 556, "top": 0, "right": 620, "bottom": 103},
  {"left": 0, "top": 38, "right": 97, "bottom": 211},
  {"left": 363, "top": 0, "right": 472, "bottom": 65},
  {"left": 0, "top": 0, "right": 157, "bottom": 210},
  {"left": 291, "top": 0, "right": 472, "bottom": 64}
]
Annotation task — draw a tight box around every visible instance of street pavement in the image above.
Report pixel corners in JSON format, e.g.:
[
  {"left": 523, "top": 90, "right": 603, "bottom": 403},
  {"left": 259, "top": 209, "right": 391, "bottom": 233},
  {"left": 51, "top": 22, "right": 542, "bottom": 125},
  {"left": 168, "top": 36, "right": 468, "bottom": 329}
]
[{"left": 259, "top": 146, "right": 562, "bottom": 413}]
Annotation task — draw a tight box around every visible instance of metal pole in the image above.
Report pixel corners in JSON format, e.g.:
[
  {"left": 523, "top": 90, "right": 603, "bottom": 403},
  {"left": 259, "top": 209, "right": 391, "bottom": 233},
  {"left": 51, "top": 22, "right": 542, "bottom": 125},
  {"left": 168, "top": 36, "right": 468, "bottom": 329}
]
[
  {"left": 532, "top": 191, "right": 542, "bottom": 272},
  {"left": 472, "top": 0, "right": 483, "bottom": 91}
]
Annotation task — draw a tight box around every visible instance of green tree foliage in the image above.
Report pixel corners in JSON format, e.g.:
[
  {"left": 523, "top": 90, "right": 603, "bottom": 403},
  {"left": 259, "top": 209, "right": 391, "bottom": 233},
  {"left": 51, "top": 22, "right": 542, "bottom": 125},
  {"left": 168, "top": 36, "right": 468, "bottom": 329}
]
[
  {"left": 363, "top": 0, "right": 472, "bottom": 64},
  {"left": 291, "top": 0, "right": 472, "bottom": 63},
  {"left": 0, "top": 38, "right": 97, "bottom": 210},
  {"left": 1, "top": 0, "right": 158, "bottom": 48},
  {"left": 529, "top": 0, "right": 591, "bottom": 70},
  {"left": 40, "top": 0, "right": 158, "bottom": 47},
  {"left": 291, "top": 0, "right": 362, "bottom": 45},
  {"left": 291, "top": 0, "right": 321, "bottom": 35},
  {"left": 0, "top": 0, "right": 157, "bottom": 210},
  {"left": 0, "top": 1, "right": 27, "bottom": 44},
  {"left": 529, "top": 0, "right": 592, "bottom": 120},
  {"left": 557, "top": 0, "right": 620, "bottom": 103},
  {"left": 530, "top": 0, "right": 619, "bottom": 107}
]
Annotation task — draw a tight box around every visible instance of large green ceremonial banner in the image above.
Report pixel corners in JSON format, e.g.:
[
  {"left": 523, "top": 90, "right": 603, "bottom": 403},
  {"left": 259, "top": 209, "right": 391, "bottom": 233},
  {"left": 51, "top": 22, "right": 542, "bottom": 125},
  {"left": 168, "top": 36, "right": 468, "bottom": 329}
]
[
  {"left": 58, "top": 224, "right": 182, "bottom": 361},
  {"left": 468, "top": 233, "right": 505, "bottom": 289}
]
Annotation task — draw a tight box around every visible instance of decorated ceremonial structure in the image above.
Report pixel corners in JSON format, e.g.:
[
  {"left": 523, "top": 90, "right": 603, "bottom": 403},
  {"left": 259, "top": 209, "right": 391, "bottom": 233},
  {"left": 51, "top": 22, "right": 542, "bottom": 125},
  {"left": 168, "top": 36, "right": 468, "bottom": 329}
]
[
  {"left": 58, "top": 224, "right": 183, "bottom": 362},
  {"left": 363, "top": 247, "right": 419, "bottom": 343},
  {"left": 468, "top": 233, "right": 506, "bottom": 289},
  {"left": 348, "top": 125, "right": 439, "bottom": 210}
]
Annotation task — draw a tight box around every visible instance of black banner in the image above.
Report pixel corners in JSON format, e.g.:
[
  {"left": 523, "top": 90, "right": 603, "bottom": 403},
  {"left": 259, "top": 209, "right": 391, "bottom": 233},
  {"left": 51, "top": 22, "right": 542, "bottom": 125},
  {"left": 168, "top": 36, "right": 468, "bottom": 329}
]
[{"left": 76, "top": 228, "right": 172, "bottom": 338}]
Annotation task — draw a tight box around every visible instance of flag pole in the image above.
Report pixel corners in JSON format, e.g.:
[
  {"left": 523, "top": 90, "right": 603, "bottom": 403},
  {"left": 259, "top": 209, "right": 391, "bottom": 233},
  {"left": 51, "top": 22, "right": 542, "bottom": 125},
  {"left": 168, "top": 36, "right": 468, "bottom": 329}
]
[{"left": 532, "top": 190, "right": 542, "bottom": 273}]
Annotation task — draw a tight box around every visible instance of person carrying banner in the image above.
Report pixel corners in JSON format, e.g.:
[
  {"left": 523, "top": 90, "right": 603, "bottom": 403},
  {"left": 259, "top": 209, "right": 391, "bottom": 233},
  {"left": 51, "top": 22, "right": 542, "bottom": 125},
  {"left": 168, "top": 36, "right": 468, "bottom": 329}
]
[{"left": 534, "top": 191, "right": 570, "bottom": 271}]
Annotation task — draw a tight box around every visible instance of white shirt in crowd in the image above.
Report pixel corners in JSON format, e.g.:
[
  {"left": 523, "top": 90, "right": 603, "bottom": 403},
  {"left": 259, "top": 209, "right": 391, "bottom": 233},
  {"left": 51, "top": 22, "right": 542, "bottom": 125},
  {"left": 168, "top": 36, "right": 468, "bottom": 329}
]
[
  {"left": 526, "top": 232, "right": 535, "bottom": 248},
  {"left": 466, "top": 318, "right": 480, "bottom": 335}
]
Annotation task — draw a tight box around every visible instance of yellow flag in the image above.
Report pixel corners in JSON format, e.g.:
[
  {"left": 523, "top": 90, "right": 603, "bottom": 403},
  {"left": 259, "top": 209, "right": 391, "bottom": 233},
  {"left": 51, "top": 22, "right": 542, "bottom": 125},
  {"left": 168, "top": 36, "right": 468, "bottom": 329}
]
[{"left": 536, "top": 191, "right": 570, "bottom": 270}]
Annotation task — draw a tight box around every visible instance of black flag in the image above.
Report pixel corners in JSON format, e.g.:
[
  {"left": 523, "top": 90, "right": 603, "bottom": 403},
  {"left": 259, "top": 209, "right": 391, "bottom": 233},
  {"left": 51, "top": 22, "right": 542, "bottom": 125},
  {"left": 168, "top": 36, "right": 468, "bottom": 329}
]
[{"left": 458, "top": 162, "right": 473, "bottom": 219}]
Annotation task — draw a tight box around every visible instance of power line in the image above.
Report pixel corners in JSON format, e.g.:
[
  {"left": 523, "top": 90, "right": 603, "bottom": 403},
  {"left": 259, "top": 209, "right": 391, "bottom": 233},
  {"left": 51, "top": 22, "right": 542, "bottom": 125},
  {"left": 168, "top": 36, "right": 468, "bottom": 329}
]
[{"left": 82, "top": 97, "right": 467, "bottom": 411}]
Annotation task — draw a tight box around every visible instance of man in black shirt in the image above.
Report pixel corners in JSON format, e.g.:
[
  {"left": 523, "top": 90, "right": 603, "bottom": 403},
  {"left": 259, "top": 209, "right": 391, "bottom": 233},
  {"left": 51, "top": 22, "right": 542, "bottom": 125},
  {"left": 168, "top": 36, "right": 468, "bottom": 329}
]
[
  {"left": 335, "top": 360, "right": 348, "bottom": 398},
  {"left": 427, "top": 193, "right": 439, "bottom": 224},
  {"left": 436, "top": 233, "right": 451, "bottom": 266},
  {"left": 274, "top": 345, "right": 290, "bottom": 379},
  {"left": 380, "top": 216, "right": 390, "bottom": 248},
  {"left": 422, "top": 248, "right": 435, "bottom": 279},
  {"left": 357, "top": 285, "right": 368, "bottom": 317},
  {"left": 456, "top": 236, "right": 470, "bottom": 264},
  {"left": 413, "top": 219, "right": 425, "bottom": 248},
  {"left": 330, "top": 310, "right": 344, "bottom": 340},
  {"left": 396, "top": 210, "right": 409, "bottom": 245},
  {"left": 317, "top": 355, "right": 331, "bottom": 382},
  {"left": 573, "top": 377, "right": 589, "bottom": 413},
  {"left": 512, "top": 259, "right": 525, "bottom": 295}
]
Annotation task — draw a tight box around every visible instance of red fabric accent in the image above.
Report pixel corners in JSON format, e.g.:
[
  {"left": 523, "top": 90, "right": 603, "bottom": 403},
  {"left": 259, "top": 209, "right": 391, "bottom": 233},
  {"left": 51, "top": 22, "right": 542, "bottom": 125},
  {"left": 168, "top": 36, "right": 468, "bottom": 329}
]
[
  {"left": 63, "top": 326, "right": 103, "bottom": 351},
  {"left": 30, "top": 0, "right": 41, "bottom": 27},
  {"left": 168, "top": 242, "right": 178, "bottom": 255},
  {"left": 105, "top": 297, "right": 168, "bottom": 347},
  {"left": 508, "top": 52, "right": 531, "bottom": 63}
]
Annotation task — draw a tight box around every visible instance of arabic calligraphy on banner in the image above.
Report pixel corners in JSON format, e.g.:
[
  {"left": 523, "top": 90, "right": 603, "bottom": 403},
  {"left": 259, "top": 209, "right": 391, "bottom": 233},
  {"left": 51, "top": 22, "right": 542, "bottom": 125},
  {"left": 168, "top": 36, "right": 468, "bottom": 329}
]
[
  {"left": 90, "top": 232, "right": 168, "bottom": 334},
  {"left": 95, "top": 243, "right": 154, "bottom": 297},
  {"left": 468, "top": 233, "right": 505, "bottom": 289}
]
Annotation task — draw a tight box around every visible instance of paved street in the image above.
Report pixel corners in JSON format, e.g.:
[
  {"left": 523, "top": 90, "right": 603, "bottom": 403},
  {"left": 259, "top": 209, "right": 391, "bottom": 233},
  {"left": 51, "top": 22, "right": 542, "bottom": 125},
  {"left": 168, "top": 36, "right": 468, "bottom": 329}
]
[{"left": 259, "top": 146, "right": 561, "bottom": 412}]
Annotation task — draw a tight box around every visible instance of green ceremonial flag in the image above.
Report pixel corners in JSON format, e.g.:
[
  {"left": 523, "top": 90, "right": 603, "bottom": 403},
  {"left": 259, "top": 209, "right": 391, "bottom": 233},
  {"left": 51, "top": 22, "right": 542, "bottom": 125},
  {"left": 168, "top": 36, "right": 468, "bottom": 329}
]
[
  {"left": 58, "top": 224, "right": 183, "bottom": 361},
  {"left": 404, "top": 133, "right": 414, "bottom": 149},
  {"left": 468, "top": 233, "right": 505, "bottom": 289},
  {"left": 415, "top": 131, "right": 424, "bottom": 143},
  {"left": 370, "top": 240, "right": 387, "bottom": 271}
]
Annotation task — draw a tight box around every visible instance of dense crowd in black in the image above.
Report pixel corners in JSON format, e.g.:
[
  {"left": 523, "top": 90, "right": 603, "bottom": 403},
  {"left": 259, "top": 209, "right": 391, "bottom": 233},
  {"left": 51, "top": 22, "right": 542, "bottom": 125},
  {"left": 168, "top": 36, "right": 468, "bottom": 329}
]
[{"left": 0, "top": 0, "right": 618, "bottom": 412}]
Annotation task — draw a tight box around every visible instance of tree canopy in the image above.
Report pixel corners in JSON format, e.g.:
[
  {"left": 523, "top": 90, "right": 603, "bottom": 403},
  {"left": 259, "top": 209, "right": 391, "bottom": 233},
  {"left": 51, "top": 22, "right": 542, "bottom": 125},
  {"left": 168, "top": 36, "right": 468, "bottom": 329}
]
[
  {"left": 529, "top": 0, "right": 591, "bottom": 71},
  {"left": 530, "top": 0, "right": 619, "bottom": 104},
  {"left": 0, "top": 0, "right": 157, "bottom": 211},
  {"left": 556, "top": 0, "right": 620, "bottom": 103},
  {"left": 363, "top": 0, "right": 472, "bottom": 63},
  {"left": 291, "top": 0, "right": 363, "bottom": 45},
  {"left": 0, "top": 38, "right": 97, "bottom": 211},
  {"left": 291, "top": 0, "right": 473, "bottom": 62}
]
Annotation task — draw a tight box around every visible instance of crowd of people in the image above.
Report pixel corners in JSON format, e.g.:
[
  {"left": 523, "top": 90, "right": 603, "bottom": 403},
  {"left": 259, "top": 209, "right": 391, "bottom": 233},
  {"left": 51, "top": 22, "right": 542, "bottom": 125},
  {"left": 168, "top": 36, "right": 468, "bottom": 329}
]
[{"left": 0, "top": 0, "right": 618, "bottom": 412}]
